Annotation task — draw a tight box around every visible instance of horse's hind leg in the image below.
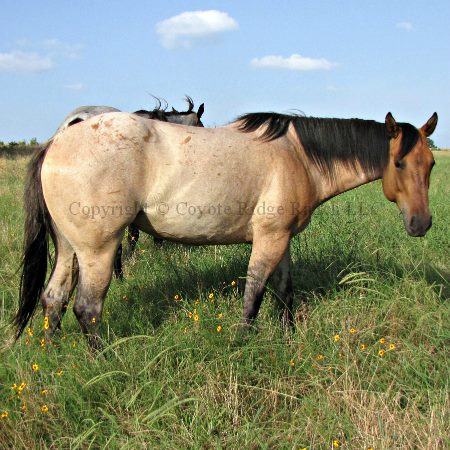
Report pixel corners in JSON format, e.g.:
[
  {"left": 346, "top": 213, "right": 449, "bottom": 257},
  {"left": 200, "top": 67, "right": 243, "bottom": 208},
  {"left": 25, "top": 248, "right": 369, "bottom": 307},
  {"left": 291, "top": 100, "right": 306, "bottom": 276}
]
[
  {"left": 73, "top": 240, "right": 119, "bottom": 350},
  {"left": 270, "top": 245, "right": 294, "bottom": 331},
  {"left": 127, "top": 224, "right": 140, "bottom": 253},
  {"left": 113, "top": 244, "right": 124, "bottom": 280},
  {"left": 113, "top": 224, "right": 140, "bottom": 280},
  {"left": 41, "top": 235, "right": 78, "bottom": 336}
]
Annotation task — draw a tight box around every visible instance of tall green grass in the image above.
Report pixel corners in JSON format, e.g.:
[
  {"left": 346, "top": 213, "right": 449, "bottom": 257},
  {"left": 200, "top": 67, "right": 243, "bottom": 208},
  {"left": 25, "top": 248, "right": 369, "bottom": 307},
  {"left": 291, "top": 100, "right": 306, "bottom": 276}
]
[{"left": 0, "top": 153, "right": 448, "bottom": 449}]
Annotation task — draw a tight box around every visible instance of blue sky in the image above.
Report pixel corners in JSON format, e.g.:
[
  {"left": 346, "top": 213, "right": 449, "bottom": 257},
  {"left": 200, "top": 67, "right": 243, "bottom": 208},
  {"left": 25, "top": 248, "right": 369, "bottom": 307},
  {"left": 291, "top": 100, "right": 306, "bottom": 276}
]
[{"left": 1, "top": 1, "right": 449, "bottom": 146}]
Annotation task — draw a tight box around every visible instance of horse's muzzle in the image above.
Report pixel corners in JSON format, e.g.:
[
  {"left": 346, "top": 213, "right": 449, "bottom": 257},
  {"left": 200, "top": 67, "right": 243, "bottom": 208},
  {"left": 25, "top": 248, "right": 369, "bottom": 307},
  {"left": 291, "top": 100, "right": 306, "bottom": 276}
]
[{"left": 405, "top": 213, "right": 432, "bottom": 237}]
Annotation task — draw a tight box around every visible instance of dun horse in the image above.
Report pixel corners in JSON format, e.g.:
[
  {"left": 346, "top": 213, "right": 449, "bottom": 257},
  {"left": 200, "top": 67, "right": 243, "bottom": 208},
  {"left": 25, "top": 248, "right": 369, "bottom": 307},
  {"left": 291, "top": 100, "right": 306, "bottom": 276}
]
[
  {"left": 14, "top": 110, "right": 437, "bottom": 348},
  {"left": 54, "top": 97, "right": 205, "bottom": 278}
]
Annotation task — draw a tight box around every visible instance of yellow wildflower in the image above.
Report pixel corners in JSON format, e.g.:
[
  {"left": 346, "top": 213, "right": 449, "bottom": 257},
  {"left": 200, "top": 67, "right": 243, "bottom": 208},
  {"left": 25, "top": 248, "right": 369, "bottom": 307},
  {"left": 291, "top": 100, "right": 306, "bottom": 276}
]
[
  {"left": 193, "top": 314, "right": 199, "bottom": 321},
  {"left": 389, "top": 343, "right": 396, "bottom": 350},
  {"left": 32, "top": 363, "right": 39, "bottom": 372},
  {"left": 349, "top": 327, "right": 357, "bottom": 334},
  {"left": 217, "top": 313, "right": 223, "bottom": 319},
  {"left": 334, "top": 334, "right": 341, "bottom": 342},
  {"left": 378, "top": 349, "right": 385, "bottom": 358},
  {"left": 21, "top": 402, "right": 27, "bottom": 411},
  {"left": 72, "top": 341, "right": 77, "bottom": 348},
  {"left": 41, "top": 389, "right": 49, "bottom": 396},
  {"left": 40, "top": 338, "right": 46, "bottom": 348},
  {"left": 333, "top": 439, "right": 340, "bottom": 448},
  {"left": 216, "top": 325, "right": 222, "bottom": 333},
  {"left": 187, "top": 311, "right": 193, "bottom": 319},
  {"left": 379, "top": 337, "right": 385, "bottom": 344},
  {"left": 18, "top": 383, "right": 26, "bottom": 393},
  {"left": 43, "top": 316, "right": 49, "bottom": 331},
  {"left": 0, "top": 411, "right": 8, "bottom": 419},
  {"left": 174, "top": 294, "right": 180, "bottom": 301},
  {"left": 231, "top": 280, "right": 236, "bottom": 286},
  {"left": 91, "top": 317, "right": 96, "bottom": 324},
  {"left": 317, "top": 354, "right": 324, "bottom": 360},
  {"left": 11, "top": 383, "right": 17, "bottom": 391},
  {"left": 27, "top": 327, "right": 33, "bottom": 337},
  {"left": 360, "top": 344, "right": 366, "bottom": 351},
  {"left": 208, "top": 292, "right": 214, "bottom": 300},
  {"left": 41, "top": 405, "right": 49, "bottom": 413},
  {"left": 289, "top": 359, "right": 295, "bottom": 367},
  {"left": 55, "top": 369, "right": 64, "bottom": 377}
]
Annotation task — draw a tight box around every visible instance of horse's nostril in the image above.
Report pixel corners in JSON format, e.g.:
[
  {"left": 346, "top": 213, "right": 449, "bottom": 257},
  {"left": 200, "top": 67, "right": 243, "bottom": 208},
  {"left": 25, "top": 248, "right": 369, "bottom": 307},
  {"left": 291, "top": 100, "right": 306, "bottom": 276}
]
[{"left": 409, "top": 215, "right": 418, "bottom": 229}]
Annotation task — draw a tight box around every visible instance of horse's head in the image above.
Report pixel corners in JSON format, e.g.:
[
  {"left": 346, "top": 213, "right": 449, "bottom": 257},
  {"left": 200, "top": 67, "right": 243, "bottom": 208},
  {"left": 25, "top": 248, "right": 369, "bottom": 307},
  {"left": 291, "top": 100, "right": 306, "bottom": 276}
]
[
  {"left": 169, "top": 100, "right": 205, "bottom": 127},
  {"left": 382, "top": 112, "right": 438, "bottom": 237}
]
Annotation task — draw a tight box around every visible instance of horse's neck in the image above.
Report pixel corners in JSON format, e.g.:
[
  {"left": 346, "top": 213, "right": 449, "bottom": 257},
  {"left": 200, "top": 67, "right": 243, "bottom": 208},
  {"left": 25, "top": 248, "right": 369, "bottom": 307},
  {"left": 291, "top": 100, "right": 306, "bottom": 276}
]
[{"left": 315, "top": 161, "right": 384, "bottom": 204}]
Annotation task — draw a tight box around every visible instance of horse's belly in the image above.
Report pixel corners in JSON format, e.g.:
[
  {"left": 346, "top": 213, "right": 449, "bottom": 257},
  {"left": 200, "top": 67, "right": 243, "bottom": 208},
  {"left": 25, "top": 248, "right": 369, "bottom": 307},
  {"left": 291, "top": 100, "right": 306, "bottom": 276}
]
[{"left": 134, "top": 204, "right": 253, "bottom": 244}]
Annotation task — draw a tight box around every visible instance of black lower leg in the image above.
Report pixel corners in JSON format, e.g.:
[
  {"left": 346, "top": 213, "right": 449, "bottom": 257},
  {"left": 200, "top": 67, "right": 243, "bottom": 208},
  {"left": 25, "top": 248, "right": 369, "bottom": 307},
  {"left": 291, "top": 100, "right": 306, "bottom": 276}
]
[
  {"left": 128, "top": 225, "right": 140, "bottom": 253},
  {"left": 113, "top": 244, "right": 124, "bottom": 280}
]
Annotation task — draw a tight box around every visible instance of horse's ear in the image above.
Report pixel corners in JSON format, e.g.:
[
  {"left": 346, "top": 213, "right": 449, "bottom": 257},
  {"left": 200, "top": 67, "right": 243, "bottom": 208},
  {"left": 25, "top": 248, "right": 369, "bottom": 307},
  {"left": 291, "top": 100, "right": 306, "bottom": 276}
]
[
  {"left": 197, "top": 103, "right": 205, "bottom": 119},
  {"left": 421, "top": 112, "right": 438, "bottom": 137},
  {"left": 172, "top": 107, "right": 179, "bottom": 113},
  {"left": 385, "top": 112, "right": 400, "bottom": 138}
]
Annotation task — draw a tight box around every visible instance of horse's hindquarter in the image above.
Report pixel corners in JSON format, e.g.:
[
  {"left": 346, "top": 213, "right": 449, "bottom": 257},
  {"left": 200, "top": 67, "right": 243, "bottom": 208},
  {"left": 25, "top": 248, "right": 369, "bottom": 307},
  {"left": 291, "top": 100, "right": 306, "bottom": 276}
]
[{"left": 42, "top": 113, "right": 149, "bottom": 246}]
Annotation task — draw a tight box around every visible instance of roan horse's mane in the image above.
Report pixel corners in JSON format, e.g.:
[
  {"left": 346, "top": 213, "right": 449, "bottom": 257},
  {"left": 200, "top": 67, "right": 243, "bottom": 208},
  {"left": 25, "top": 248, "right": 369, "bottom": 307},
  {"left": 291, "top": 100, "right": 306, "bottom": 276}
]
[{"left": 235, "top": 112, "right": 420, "bottom": 181}]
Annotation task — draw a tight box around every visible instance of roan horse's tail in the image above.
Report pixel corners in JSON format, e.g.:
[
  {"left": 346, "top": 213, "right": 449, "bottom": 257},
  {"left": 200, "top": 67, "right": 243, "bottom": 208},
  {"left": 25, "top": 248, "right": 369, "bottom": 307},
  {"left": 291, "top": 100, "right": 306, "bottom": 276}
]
[{"left": 13, "top": 140, "right": 54, "bottom": 339}]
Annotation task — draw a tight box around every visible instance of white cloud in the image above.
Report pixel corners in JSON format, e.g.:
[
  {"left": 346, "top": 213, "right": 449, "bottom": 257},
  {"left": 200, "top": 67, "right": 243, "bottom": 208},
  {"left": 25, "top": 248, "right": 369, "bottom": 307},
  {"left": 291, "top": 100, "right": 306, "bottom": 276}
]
[
  {"left": 155, "top": 10, "right": 238, "bottom": 49},
  {"left": 251, "top": 54, "right": 337, "bottom": 71},
  {"left": 0, "top": 38, "right": 82, "bottom": 73},
  {"left": 63, "top": 83, "right": 84, "bottom": 91},
  {"left": 396, "top": 21, "right": 413, "bottom": 31},
  {"left": 0, "top": 51, "right": 53, "bottom": 73},
  {"left": 42, "top": 39, "right": 83, "bottom": 58}
]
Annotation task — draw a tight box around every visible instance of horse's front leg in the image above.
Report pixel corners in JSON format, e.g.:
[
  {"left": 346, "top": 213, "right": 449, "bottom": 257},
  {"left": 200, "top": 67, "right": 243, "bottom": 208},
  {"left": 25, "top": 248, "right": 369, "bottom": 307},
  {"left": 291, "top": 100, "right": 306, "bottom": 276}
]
[
  {"left": 240, "top": 231, "right": 290, "bottom": 333},
  {"left": 270, "top": 244, "right": 294, "bottom": 331}
]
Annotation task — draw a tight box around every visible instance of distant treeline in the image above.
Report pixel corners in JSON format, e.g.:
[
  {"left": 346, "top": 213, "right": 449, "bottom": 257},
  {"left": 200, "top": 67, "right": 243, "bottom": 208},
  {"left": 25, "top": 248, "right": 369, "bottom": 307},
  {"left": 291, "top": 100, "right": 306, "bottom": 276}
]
[{"left": 0, "top": 139, "right": 42, "bottom": 157}]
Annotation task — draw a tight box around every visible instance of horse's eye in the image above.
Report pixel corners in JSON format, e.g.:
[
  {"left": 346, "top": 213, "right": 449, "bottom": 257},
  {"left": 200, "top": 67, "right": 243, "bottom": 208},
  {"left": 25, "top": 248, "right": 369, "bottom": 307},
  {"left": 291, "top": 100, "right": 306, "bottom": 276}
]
[{"left": 395, "top": 160, "right": 405, "bottom": 170}]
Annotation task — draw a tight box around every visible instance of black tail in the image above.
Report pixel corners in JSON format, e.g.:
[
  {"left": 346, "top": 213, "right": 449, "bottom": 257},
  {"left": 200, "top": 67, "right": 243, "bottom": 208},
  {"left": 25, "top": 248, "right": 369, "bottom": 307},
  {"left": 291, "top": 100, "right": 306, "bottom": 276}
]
[{"left": 14, "top": 140, "right": 54, "bottom": 339}]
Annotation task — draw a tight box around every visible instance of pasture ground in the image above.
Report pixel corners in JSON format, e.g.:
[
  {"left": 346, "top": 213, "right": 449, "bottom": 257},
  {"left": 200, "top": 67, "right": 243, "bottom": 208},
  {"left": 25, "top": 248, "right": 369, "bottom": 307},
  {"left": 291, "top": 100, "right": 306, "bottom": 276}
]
[{"left": 0, "top": 150, "right": 449, "bottom": 449}]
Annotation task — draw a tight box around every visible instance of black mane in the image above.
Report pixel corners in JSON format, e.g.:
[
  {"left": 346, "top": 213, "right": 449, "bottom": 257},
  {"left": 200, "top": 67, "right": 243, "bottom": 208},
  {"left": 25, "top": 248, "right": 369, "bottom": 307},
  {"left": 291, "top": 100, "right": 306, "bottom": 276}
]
[
  {"left": 236, "top": 112, "right": 419, "bottom": 181},
  {"left": 133, "top": 96, "right": 196, "bottom": 121}
]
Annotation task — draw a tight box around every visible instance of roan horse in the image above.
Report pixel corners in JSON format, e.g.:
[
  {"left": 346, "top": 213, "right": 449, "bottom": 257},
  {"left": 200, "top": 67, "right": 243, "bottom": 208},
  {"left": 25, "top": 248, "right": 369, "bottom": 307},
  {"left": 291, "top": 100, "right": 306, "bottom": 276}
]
[
  {"left": 54, "top": 97, "right": 205, "bottom": 279},
  {"left": 14, "top": 110, "right": 437, "bottom": 348},
  {"left": 56, "top": 96, "right": 205, "bottom": 131}
]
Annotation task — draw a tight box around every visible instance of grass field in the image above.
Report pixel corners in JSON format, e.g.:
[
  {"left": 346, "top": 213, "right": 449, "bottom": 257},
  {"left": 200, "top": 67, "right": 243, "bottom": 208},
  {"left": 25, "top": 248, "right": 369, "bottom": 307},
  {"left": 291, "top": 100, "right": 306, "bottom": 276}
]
[{"left": 0, "top": 150, "right": 449, "bottom": 449}]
